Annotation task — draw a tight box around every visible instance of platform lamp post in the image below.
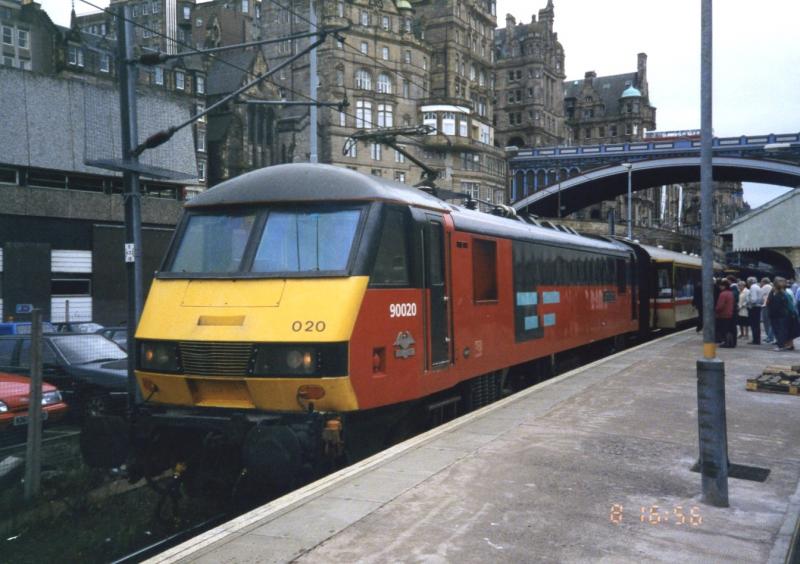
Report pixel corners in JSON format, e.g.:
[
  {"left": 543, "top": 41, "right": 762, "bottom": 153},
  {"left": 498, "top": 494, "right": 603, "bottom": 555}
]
[
  {"left": 621, "top": 162, "right": 633, "bottom": 238},
  {"left": 696, "top": 0, "right": 729, "bottom": 508}
]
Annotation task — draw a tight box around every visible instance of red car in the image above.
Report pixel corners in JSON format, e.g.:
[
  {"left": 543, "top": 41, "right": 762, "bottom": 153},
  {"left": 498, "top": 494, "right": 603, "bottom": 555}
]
[{"left": 0, "top": 372, "right": 68, "bottom": 431}]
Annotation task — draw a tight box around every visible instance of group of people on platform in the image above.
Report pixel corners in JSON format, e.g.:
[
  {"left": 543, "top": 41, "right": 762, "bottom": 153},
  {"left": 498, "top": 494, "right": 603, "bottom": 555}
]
[{"left": 693, "top": 275, "right": 800, "bottom": 351}]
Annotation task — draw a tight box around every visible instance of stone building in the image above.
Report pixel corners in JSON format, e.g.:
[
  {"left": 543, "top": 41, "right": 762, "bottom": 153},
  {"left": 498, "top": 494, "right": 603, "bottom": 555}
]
[
  {"left": 205, "top": 48, "right": 280, "bottom": 185},
  {"left": 0, "top": 0, "right": 57, "bottom": 71},
  {"left": 259, "top": 0, "right": 506, "bottom": 203},
  {"left": 493, "top": 4, "right": 566, "bottom": 149},
  {"left": 415, "top": 0, "right": 506, "bottom": 204},
  {"left": 191, "top": 0, "right": 261, "bottom": 50}
]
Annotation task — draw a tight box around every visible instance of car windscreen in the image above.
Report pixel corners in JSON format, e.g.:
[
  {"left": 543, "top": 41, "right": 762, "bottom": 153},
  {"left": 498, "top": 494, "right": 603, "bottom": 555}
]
[
  {"left": 49, "top": 335, "right": 127, "bottom": 365},
  {"left": 165, "top": 205, "right": 364, "bottom": 275}
]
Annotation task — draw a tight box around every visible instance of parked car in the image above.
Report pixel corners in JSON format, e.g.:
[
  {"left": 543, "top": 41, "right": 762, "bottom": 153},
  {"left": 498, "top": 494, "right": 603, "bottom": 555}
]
[
  {"left": 55, "top": 322, "right": 104, "bottom": 334},
  {"left": 97, "top": 327, "right": 128, "bottom": 351},
  {"left": 0, "top": 321, "right": 57, "bottom": 335},
  {"left": 0, "top": 334, "right": 128, "bottom": 417},
  {"left": 0, "top": 371, "right": 69, "bottom": 432}
]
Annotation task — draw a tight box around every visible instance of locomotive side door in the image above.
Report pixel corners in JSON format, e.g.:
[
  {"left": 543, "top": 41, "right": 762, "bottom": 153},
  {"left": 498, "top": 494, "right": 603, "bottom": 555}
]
[{"left": 424, "top": 214, "right": 451, "bottom": 367}]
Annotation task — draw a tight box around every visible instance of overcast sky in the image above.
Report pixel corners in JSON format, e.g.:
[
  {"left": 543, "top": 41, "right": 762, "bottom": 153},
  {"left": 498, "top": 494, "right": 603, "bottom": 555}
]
[{"left": 42, "top": 0, "right": 799, "bottom": 207}]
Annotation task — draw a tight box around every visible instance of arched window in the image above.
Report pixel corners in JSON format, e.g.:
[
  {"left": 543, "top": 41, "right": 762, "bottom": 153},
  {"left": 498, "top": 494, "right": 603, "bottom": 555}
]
[
  {"left": 376, "top": 73, "right": 392, "bottom": 94},
  {"left": 335, "top": 65, "right": 344, "bottom": 86},
  {"left": 377, "top": 104, "right": 393, "bottom": 127},
  {"left": 355, "top": 69, "right": 372, "bottom": 90}
]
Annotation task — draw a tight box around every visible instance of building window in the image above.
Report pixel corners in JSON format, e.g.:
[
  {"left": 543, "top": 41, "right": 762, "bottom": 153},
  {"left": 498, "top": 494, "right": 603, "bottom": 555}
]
[
  {"left": 345, "top": 140, "right": 357, "bottom": 157},
  {"left": 402, "top": 79, "right": 409, "bottom": 98},
  {"left": 459, "top": 117, "right": 468, "bottom": 137},
  {"left": 175, "top": 71, "right": 185, "bottom": 90},
  {"left": 610, "top": 125, "right": 618, "bottom": 137},
  {"left": 196, "top": 17, "right": 203, "bottom": 28},
  {"left": 394, "top": 148, "right": 405, "bottom": 163},
  {"left": 196, "top": 102, "right": 206, "bottom": 122},
  {"left": 152, "top": 1, "right": 160, "bottom": 13},
  {"left": 461, "top": 181, "right": 480, "bottom": 199},
  {"left": 197, "top": 130, "right": 206, "bottom": 152},
  {"left": 356, "top": 99, "right": 373, "bottom": 128},
  {"left": 197, "top": 160, "right": 206, "bottom": 181},
  {"left": 360, "top": 41, "right": 368, "bottom": 55},
  {"left": 100, "top": 23, "right": 106, "bottom": 35},
  {"left": 3, "top": 56, "right": 13, "bottom": 67},
  {"left": 19, "top": 59, "right": 30, "bottom": 70},
  {"left": 183, "top": 5, "right": 191, "bottom": 19},
  {"left": 382, "top": 15, "right": 390, "bottom": 31},
  {"left": 442, "top": 112, "right": 456, "bottom": 135},
  {"left": 142, "top": 2, "right": 149, "bottom": 14},
  {"left": 403, "top": 49, "right": 411, "bottom": 64},
  {"left": 76, "top": 48, "right": 84, "bottom": 67},
  {"left": 154, "top": 66, "right": 164, "bottom": 85},
  {"left": 68, "top": 45, "right": 77, "bottom": 65},
  {"left": 339, "top": 111, "right": 346, "bottom": 126},
  {"left": 196, "top": 75, "right": 205, "bottom": 94},
  {"left": 394, "top": 171, "right": 406, "bottom": 183},
  {"left": 337, "top": 1, "right": 344, "bottom": 17},
  {"left": 355, "top": 68, "right": 371, "bottom": 89},
  {"left": 377, "top": 104, "right": 393, "bottom": 127},
  {"left": 242, "top": 0, "right": 249, "bottom": 12},
  {"left": 370, "top": 143, "right": 381, "bottom": 160},
  {"left": 423, "top": 112, "right": 437, "bottom": 134},
  {"left": 381, "top": 46, "right": 389, "bottom": 60},
  {"left": 585, "top": 128, "right": 592, "bottom": 139},
  {"left": 423, "top": 57, "right": 428, "bottom": 71},
  {"left": 17, "top": 29, "right": 28, "bottom": 49},
  {"left": 100, "top": 53, "right": 110, "bottom": 73},
  {"left": 336, "top": 68, "right": 344, "bottom": 86},
  {"left": 376, "top": 72, "right": 391, "bottom": 93},
  {"left": 360, "top": 9, "right": 369, "bottom": 26}
]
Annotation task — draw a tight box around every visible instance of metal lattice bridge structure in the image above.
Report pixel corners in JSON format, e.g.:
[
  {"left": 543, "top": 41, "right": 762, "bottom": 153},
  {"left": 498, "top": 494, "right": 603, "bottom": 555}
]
[{"left": 509, "top": 132, "right": 800, "bottom": 216}]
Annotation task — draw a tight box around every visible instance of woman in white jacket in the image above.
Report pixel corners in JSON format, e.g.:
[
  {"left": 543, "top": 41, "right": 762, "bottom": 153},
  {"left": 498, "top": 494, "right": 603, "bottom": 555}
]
[{"left": 738, "top": 280, "right": 750, "bottom": 339}]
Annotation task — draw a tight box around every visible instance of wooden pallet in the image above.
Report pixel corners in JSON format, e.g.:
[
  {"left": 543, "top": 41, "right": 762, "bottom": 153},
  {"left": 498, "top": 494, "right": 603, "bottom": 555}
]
[{"left": 746, "top": 365, "right": 800, "bottom": 395}]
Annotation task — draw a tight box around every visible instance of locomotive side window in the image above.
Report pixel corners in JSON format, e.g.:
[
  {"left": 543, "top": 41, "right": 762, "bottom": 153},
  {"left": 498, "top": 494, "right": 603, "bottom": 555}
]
[
  {"left": 170, "top": 212, "right": 256, "bottom": 273},
  {"left": 616, "top": 258, "right": 627, "bottom": 293},
  {"left": 253, "top": 208, "right": 361, "bottom": 273},
  {"left": 472, "top": 238, "right": 498, "bottom": 302},
  {"left": 370, "top": 208, "right": 410, "bottom": 287}
]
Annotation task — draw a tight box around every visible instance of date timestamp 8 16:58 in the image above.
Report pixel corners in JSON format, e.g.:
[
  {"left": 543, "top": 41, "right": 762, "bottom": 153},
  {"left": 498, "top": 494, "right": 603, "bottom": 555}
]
[{"left": 609, "top": 504, "right": 702, "bottom": 526}]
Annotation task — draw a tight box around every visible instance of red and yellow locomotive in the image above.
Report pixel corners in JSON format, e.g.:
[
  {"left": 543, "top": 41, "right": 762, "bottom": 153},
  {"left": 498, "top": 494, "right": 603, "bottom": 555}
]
[{"left": 120, "top": 164, "right": 688, "bottom": 492}]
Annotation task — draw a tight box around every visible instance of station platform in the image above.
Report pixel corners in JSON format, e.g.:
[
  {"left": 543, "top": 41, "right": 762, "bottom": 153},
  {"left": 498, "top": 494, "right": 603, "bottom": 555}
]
[{"left": 150, "top": 331, "right": 800, "bottom": 563}]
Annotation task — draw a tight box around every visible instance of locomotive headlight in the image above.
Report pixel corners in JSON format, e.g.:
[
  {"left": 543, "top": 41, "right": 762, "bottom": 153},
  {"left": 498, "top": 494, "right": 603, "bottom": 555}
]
[
  {"left": 252, "top": 343, "right": 348, "bottom": 377},
  {"left": 286, "top": 349, "right": 314, "bottom": 373},
  {"left": 139, "top": 341, "right": 181, "bottom": 373}
]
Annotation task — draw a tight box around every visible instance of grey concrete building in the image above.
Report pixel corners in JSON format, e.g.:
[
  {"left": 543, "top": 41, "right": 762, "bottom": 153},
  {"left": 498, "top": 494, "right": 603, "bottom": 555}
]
[
  {"left": 0, "top": 67, "right": 198, "bottom": 324},
  {"left": 494, "top": 5, "right": 566, "bottom": 149}
]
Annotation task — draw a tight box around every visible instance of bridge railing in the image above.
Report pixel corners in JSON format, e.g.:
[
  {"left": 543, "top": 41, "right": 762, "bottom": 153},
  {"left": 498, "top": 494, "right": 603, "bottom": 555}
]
[{"left": 513, "top": 132, "right": 800, "bottom": 160}]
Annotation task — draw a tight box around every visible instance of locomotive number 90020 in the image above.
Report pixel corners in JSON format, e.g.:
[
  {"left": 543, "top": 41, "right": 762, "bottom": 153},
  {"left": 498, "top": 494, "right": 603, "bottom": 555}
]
[{"left": 389, "top": 303, "right": 417, "bottom": 318}]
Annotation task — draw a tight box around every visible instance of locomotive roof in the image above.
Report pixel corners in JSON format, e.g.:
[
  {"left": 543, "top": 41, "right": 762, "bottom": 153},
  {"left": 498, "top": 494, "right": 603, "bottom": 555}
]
[
  {"left": 186, "top": 163, "right": 451, "bottom": 212},
  {"left": 450, "top": 208, "right": 631, "bottom": 255},
  {"left": 188, "top": 164, "right": 629, "bottom": 256}
]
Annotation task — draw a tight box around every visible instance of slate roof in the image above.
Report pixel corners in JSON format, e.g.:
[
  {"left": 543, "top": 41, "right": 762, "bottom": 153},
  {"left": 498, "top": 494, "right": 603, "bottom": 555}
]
[
  {"left": 564, "top": 71, "right": 640, "bottom": 114},
  {"left": 207, "top": 49, "right": 258, "bottom": 96}
]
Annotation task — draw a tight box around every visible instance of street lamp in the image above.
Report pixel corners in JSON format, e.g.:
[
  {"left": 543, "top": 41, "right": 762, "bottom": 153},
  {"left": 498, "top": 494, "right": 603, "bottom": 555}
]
[
  {"left": 621, "top": 162, "right": 633, "bottom": 238},
  {"left": 549, "top": 168, "right": 562, "bottom": 218}
]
